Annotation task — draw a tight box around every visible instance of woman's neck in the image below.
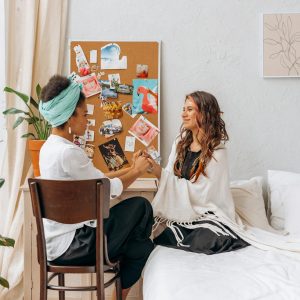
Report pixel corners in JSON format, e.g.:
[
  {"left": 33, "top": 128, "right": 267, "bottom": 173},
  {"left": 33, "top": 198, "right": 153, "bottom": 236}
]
[
  {"left": 190, "top": 129, "right": 203, "bottom": 152},
  {"left": 51, "top": 128, "right": 73, "bottom": 142}
]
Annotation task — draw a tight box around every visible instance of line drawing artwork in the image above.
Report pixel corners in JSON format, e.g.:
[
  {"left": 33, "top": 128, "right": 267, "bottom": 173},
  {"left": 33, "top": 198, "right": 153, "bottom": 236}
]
[{"left": 263, "top": 14, "right": 300, "bottom": 77}]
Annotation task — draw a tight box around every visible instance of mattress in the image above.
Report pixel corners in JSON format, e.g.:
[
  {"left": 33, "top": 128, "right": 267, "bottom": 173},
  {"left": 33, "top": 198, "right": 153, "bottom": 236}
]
[{"left": 143, "top": 245, "right": 300, "bottom": 300}]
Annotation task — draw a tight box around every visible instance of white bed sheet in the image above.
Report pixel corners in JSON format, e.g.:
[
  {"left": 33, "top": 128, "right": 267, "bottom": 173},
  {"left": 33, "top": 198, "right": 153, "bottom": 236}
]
[{"left": 143, "top": 245, "right": 300, "bottom": 300}]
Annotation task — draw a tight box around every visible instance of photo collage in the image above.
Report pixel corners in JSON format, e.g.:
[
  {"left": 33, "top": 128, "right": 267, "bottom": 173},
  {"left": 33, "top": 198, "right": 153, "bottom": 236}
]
[{"left": 70, "top": 42, "right": 160, "bottom": 173}]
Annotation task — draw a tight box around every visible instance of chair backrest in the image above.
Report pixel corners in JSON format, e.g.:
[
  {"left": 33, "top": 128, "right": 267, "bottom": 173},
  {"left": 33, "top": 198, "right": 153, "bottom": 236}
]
[
  {"left": 28, "top": 178, "right": 111, "bottom": 223},
  {"left": 28, "top": 178, "right": 111, "bottom": 267}
]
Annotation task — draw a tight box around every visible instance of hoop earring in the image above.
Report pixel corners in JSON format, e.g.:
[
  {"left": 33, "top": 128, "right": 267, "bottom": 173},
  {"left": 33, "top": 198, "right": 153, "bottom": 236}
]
[{"left": 68, "top": 127, "right": 72, "bottom": 134}]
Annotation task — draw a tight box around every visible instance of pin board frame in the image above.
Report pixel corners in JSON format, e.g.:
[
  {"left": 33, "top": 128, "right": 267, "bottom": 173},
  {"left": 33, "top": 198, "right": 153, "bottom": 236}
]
[{"left": 69, "top": 41, "right": 160, "bottom": 179}]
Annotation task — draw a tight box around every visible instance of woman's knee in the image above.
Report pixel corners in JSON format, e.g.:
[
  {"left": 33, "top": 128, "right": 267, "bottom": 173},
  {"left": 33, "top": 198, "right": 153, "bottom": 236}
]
[{"left": 125, "top": 196, "right": 153, "bottom": 213}]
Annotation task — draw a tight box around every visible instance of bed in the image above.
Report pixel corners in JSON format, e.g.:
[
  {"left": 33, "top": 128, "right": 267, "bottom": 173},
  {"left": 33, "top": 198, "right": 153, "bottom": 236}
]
[
  {"left": 143, "top": 244, "right": 300, "bottom": 300},
  {"left": 143, "top": 171, "right": 300, "bottom": 300}
]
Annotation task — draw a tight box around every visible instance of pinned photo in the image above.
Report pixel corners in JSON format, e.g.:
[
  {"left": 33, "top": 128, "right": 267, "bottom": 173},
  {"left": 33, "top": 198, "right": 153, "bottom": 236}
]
[
  {"left": 69, "top": 72, "right": 81, "bottom": 82},
  {"left": 101, "top": 43, "right": 127, "bottom": 69},
  {"left": 101, "top": 87, "right": 118, "bottom": 99},
  {"left": 129, "top": 116, "right": 159, "bottom": 147},
  {"left": 108, "top": 74, "right": 121, "bottom": 89},
  {"left": 132, "top": 79, "right": 158, "bottom": 114},
  {"left": 136, "top": 64, "right": 149, "bottom": 78},
  {"left": 74, "top": 45, "right": 90, "bottom": 75},
  {"left": 102, "top": 100, "right": 123, "bottom": 120},
  {"left": 99, "top": 119, "right": 123, "bottom": 138},
  {"left": 99, "top": 79, "right": 110, "bottom": 88},
  {"left": 99, "top": 138, "right": 129, "bottom": 171},
  {"left": 84, "top": 144, "right": 95, "bottom": 159},
  {"left": 116, "top": 84, "right": 133, "bottom": 95},
  {"left": 73, "top": 135, "right": 86, "bottom": 149},
  {"left": 76, "top": 73, "right": 102, "bottom": 98},
  {"left": 87, "top": 119, "right": 96, "bottom": 127},
  {"left": 122, "top": 102, "right": 137, "bottom": 118},
  {"left": 85, "top": 129, "right": 94, "bottom": 142},
  {"left": 146, "top": 145, "right": 161, "bottom": 164}
]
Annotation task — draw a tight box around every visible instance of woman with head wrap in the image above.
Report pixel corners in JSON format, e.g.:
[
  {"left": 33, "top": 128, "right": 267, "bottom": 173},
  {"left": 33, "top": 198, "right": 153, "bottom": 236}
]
[{"left": 39, "top": 75, "right": 154, "bottom": 299}]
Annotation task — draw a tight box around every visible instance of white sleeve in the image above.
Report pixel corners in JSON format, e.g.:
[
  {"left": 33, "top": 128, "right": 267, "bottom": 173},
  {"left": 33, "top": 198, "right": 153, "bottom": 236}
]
[
  {"left": 164, "top": 140, "right": 178, "bottom": 173},
  {"left": 61, "top": 146, "right": 123, "bottom": 198}
]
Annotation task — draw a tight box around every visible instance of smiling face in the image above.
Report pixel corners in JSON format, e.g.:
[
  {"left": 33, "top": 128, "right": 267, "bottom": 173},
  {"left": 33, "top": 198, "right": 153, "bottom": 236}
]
[
  {"left": 134, "top": 119, "right": 149, "bottom": 136},
  {"left": 181, "top": 96, "right": 201, "bottom": 131},
  {"left": 68, "top": 102, "right": 88, "bottom": 136}
]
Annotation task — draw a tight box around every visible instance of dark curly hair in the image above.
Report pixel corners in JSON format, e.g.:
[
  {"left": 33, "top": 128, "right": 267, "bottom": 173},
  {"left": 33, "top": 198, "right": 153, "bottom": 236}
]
[
  {"left": 173, "top": 91, "right": 229, "bottom": 182},
  {"left": 41, "top": 75, "right": 85, "bottom": 129}
]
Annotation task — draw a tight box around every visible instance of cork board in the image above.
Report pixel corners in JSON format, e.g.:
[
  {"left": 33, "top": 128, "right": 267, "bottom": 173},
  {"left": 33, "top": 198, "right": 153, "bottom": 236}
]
[{"left": 70, "top": 41, "right": 160, "bottom": 178}]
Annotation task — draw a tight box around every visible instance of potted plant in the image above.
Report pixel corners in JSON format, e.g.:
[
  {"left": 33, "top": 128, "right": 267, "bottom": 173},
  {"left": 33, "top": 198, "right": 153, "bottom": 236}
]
[
  {"left": 0, "top": 178, "right": 15, "bottom": 289},
  {"left": 3, "top": 84, "right": 51, "bottom": 176}
]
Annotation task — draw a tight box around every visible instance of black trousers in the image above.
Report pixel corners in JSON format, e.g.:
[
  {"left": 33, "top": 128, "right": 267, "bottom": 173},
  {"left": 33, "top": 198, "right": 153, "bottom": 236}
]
[
  {"left": 154, "top": 221, "right": 249, "bottom": 255},
  {"left": 53, "top": 197, "right": 154, "bottom": 289}
]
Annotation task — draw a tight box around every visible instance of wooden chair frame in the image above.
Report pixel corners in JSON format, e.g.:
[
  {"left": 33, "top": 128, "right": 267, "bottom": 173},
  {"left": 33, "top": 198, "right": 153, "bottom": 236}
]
[{"left": 28, "top": 178, "right": 122, "bottom": 300}]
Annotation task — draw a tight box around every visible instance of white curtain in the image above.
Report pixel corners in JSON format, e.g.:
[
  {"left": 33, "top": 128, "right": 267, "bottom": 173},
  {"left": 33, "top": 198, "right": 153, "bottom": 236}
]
[{"left": 0, "top": 1, "right": 68, "bottom": 299}]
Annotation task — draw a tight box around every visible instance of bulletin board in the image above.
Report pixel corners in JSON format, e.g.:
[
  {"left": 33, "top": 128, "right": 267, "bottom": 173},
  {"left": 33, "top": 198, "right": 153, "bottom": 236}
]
[{"left": 70, "top": 41, "right": 160, "bottom": 178}]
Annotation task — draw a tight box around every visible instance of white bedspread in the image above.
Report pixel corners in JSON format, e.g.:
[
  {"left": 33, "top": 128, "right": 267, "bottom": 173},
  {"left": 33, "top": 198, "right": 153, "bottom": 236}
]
[{"left": 143, "top": 245, "right": 300, "bottom": 300}]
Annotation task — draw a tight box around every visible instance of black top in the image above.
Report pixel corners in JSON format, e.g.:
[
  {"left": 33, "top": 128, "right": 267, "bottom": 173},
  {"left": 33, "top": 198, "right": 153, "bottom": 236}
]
[{"left": 181, "top": 150, "right": 201, "bottom": 180}]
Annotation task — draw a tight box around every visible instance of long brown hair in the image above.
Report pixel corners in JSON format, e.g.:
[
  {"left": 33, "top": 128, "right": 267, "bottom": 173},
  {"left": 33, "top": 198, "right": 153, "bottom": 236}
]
[{"left": 174, "top": 91, "right": 229, "bottom": 182}]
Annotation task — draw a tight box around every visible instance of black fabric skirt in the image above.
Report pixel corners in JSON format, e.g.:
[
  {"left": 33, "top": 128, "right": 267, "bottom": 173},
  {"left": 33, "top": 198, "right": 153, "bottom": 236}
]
[
  {"left": 52, "top": 197, "right": 154, "bottom": 289},
  {"left": 154, "top": 220, "right": 249, "bottom": 255}
]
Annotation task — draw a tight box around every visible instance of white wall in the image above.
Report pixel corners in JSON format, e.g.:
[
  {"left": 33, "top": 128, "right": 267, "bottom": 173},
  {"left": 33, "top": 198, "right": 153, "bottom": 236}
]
[{"left": 65, "top": 0, "right": 300, "bottom": 180}]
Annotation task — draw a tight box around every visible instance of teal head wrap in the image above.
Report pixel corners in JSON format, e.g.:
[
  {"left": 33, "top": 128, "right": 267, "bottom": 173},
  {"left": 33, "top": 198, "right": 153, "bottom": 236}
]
[{"left": 39, "top": 81, "right": 82, "bottom": 127}]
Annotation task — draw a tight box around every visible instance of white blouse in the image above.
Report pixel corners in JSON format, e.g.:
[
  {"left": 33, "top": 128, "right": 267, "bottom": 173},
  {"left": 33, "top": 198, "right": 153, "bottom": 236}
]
[{"left": 39, "top": 134, "right": 123, "bottom": 261}]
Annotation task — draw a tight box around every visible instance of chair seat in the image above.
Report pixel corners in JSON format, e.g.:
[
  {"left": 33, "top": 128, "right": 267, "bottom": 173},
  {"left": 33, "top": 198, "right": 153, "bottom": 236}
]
[{"left": 47, "top": 262, "right": 114, "bottom": 273}]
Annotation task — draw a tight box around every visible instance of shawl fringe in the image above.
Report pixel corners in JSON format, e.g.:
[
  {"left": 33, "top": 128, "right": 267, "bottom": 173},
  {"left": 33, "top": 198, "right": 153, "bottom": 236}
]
[{"left": 153, "top": 213, "right": 239, "bottom": 247}]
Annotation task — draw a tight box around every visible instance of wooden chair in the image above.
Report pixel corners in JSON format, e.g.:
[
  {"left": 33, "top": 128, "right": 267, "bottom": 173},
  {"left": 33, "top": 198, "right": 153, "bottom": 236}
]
[{"left": 28, "top": 178, "right": 122, "bottom": 300}]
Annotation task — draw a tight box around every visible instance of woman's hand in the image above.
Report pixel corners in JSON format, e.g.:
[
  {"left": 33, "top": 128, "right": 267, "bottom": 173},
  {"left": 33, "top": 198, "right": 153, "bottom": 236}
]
[
  {"left": 132, "top": 150, "right": 143, "bottom": 167},
  {"left": 133, "top": 155, "right": 151, "bottom": 176},
  {"left": 146, "top": 156, "right": 162, "bottom": 179}
]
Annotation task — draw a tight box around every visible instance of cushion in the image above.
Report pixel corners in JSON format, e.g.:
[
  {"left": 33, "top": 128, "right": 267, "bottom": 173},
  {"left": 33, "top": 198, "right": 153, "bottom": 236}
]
[
  {"left": 230, "top": 177, "right": 276, "bottom": 233},
  {"left": 277, "top": 185, "right": 300, "bottom": 235},
  {"left": 268, "top": 170, "right": 300, "bottom": 230}
]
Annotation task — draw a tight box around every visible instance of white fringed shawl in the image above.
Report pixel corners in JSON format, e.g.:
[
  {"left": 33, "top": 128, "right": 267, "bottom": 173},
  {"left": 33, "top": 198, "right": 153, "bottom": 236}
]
[{"left": 152, "top": 140, "right": 300, "bottom": 257}]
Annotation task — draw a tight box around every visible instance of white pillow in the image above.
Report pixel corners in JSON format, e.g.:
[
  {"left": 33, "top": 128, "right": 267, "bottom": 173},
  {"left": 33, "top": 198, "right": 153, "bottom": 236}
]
[
  {"left": 268, "top": 170, "right": 300, "bottom": 230},
  {"left": 230, "top": 177, "right": 276, "bottom": 233},
  {"left": 277, "top": 185, "right": 300, "bottom": 235}
]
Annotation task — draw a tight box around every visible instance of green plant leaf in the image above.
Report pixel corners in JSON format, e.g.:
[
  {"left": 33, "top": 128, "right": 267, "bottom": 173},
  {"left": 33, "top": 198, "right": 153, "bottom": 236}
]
[
  {"left": 30, "top": 97, "right": 39, "bottom": 109},
  {"left": 4, "top": 87, "right": 29, "bottom": 103},
  {"left": 36, "top": 84, "right": 41, "bottom": 100},
  {"left": 0, "top": 235, "right": 15, "bottom": 247},
  {"left": 0, "top": 276, "right": 9, "bottom": 289},
  {"left": 21, "top": 133, "right": 36, "bottom": 139},
  {"left": 2, "top": 108, "right": 28, "bottom": 115},
  {"left": 26, "top": 116, "right": 39, "bottom": 124},
  {"left": 12, "top": 116, "right": 25, "bottom": 129},
  {"left": 0, "top": 178, "right": 4, "bottom": 188}
]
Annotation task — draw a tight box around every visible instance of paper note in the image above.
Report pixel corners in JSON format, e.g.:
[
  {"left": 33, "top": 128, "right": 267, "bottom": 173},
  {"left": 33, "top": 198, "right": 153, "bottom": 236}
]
[
  {"left": 87, "top": 104, "right": 94, "bottom": 115},
  {"left": 90, "top": 50, "right": 97, "bottom": 63},
  {"left": 125, "top": 136, "right": 135, "bottom": 152}
]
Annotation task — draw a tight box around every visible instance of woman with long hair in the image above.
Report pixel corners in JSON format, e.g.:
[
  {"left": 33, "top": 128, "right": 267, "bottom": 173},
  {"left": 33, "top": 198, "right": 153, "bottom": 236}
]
[{"left": 147, "top": 91, "right": 249, "bottom": 254}]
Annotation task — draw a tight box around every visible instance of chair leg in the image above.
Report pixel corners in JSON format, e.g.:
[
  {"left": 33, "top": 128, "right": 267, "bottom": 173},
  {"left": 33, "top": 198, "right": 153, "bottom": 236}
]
[
  {"left": 96, "top": 270, "right": 105, "bottom": 300},
  {"left": 40, "top": 268, "right": 47, "bottom": 300},
  {"left": 58, "top": 273, "right": 65, "bottom": 300},
  {"left": 116, "top": 276, "right": 122, "bottom": 300}
]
